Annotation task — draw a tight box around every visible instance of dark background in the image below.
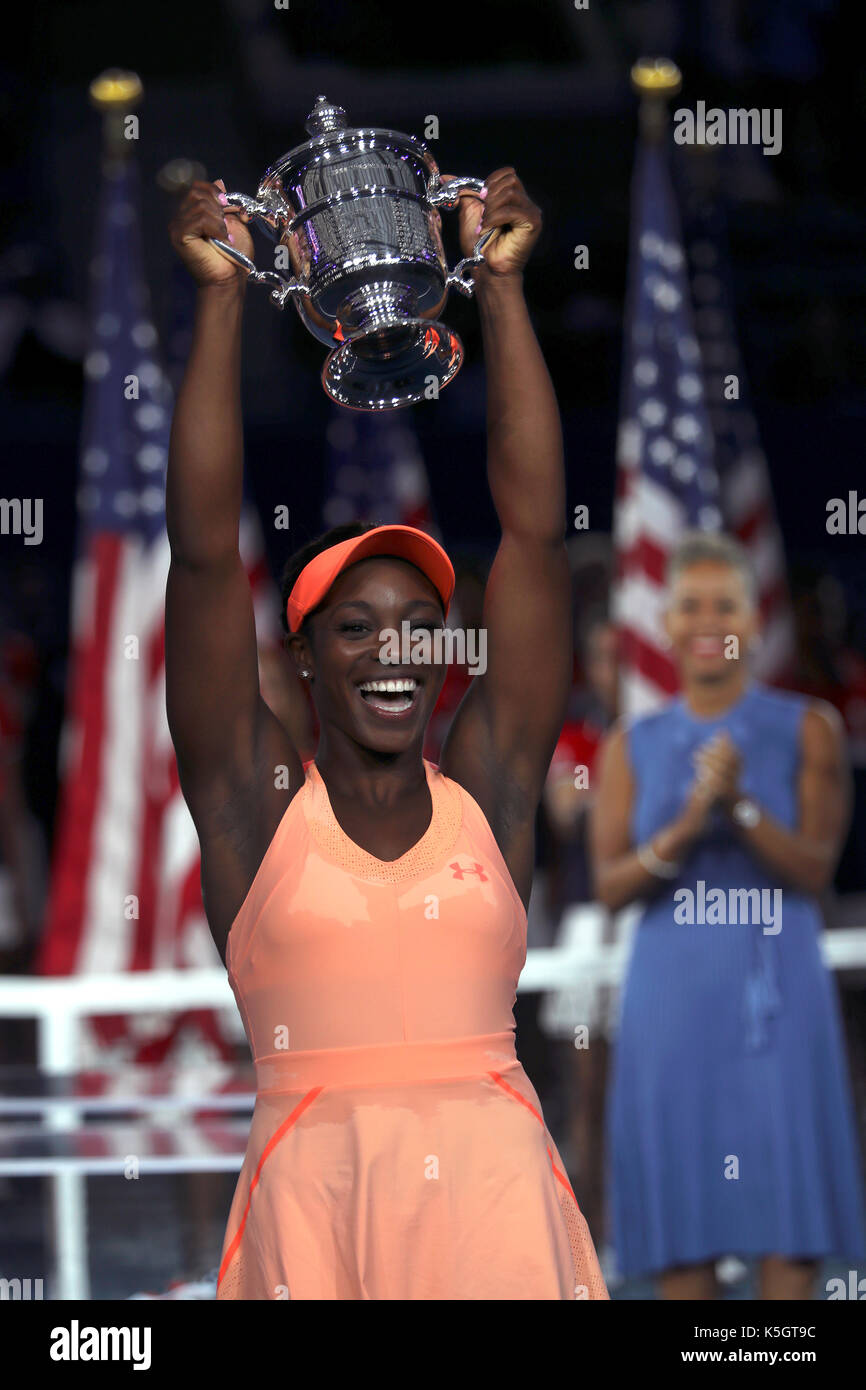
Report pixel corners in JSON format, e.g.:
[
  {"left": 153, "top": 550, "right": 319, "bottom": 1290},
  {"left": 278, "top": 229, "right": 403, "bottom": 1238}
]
[
  {"left": 2, "top": 0, "right": 866, "bottom": 846},
  {"left": 1, "top": 0, "right": 865, "bottom": 1302}
]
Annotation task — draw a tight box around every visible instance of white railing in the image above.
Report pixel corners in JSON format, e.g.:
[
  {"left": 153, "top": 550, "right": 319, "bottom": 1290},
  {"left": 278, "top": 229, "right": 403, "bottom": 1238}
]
[{"left": 1, "top": 907, "right": 865, "bottom": 1300}]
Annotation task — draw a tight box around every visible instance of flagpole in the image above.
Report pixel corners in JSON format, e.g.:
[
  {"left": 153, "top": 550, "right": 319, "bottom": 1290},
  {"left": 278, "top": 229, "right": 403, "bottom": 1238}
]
[
  {"left": 42, "top": 67, "right": 145, "bottom": 1306},
  {"left": 630, "top": 56, "right": 682, "bottom": 145},
  {"left": 88, "top": 67, "right": 143, "bottom": 163},
  {"left": 615, "top": 55, "right": 713, "bottom": 718}
]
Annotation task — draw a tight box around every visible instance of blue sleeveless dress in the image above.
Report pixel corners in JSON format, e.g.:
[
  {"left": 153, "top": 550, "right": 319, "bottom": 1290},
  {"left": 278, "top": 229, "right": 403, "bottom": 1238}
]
[{"left": 607, "top": 683, "right": 866, "bottom": 1278}]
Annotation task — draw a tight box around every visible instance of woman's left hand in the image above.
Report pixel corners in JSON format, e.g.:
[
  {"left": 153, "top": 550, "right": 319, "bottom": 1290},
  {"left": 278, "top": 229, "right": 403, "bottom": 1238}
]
[
  {"left": 443, "top": 167, "right": 542, "bottom": 278},
  {"left": 692, "top": 732, "right": 743, "bottom": 811}
]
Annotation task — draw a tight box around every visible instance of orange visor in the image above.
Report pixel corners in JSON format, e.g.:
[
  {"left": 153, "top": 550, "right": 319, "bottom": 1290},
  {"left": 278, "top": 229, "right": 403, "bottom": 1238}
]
[{"left": 286, "top": 524, "right": 456, "bottom": 634}]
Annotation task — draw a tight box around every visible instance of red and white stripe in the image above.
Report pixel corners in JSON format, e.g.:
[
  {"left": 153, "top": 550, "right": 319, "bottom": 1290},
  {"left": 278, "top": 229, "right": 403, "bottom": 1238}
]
[
  {"left": 719, "top": 447, "right": 795, "bottom": 684},
  {"left": 613, "top": 420, "right": 682, "bottom": 716},
  {"left": 41, "top": 511, "right": 274, "bottom": 1065}
]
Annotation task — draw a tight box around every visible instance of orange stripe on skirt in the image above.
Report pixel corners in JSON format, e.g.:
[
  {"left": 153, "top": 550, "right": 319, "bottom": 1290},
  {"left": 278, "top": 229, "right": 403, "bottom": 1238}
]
[
  {"left": 217, "top": 1086, "right": 324, "bottom": 1289},
  {"left": 488, "top": 1070, "right": 578, "bottom": 1204}
]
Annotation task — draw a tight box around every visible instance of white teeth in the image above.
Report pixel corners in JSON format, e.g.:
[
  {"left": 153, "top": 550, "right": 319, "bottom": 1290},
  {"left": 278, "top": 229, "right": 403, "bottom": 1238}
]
[{"left": 359, "top": 679, "right": 417, "bottom": 693}]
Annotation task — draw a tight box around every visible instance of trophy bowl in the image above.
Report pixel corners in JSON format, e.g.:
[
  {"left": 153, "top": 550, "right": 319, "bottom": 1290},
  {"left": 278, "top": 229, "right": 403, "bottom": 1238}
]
[{"left": 208, "top": 95, "right": 493, "bottom": 410}]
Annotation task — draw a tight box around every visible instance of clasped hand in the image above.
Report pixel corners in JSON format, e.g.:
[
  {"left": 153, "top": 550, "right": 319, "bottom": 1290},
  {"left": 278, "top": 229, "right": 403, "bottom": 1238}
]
[{"left": 688, "top": 731, "right": 742, "bottom": 814}]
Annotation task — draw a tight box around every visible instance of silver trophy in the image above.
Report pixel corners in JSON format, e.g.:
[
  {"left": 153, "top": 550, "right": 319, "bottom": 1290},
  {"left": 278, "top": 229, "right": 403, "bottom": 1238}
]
[{"left": 208, "top": 95, "right": 493, "bottom": 410}]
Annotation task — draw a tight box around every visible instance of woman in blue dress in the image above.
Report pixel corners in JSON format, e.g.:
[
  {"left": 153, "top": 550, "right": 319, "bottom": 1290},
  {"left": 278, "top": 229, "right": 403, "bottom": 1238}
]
[{"left": 592, "top": 531, "right": 866, "bottom": 1298}]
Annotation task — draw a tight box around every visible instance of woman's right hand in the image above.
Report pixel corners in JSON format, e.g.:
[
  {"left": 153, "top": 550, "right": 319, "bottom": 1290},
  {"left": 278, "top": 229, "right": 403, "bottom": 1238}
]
[
  {"left": 168, "top": 179, "right": 255, "bottom": 288},
  {"left": 680, "top": 731, "right": 742, "bottom": 834},
  {"left": 680, "top": 780, "right": 715, "bottom": 840}
]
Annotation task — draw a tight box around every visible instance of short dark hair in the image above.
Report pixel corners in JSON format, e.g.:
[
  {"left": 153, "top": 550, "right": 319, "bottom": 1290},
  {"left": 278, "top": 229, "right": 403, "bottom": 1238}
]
[{"left": 279, "top": 520, "right": 382, "bottom": 639}]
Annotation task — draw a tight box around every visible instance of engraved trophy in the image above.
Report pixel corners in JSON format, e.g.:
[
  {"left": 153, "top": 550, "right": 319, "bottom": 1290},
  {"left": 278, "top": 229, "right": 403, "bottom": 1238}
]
[{"left": 208, "top": 95, "right": 493, "bottom": 410}]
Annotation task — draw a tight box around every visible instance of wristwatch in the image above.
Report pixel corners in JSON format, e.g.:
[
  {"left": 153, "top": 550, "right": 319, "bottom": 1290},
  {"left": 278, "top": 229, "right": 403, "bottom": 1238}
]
[{"left": 731, "top": 798, "right": 761, "bottom": 829}]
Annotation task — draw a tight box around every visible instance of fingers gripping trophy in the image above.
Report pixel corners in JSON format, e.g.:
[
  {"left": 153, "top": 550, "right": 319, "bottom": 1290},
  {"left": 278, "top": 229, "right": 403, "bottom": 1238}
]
[{"left": 170, "top": 96, "right": 513, "bottom": 410}]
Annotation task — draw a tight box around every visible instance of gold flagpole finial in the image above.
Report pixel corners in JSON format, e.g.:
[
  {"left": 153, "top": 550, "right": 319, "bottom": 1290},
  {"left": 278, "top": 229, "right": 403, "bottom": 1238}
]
[
  {"left": 630, "top": 58, "right": 682, "bottom": 143},
  {"left": 88, "top": 69, "right": 143, "bottom": 109},
  {"left": 89, "top": 69, "right": 143, "bottom": 160},
  {"left": 630, "top": 57, "right": 682, "bottom": 97}
]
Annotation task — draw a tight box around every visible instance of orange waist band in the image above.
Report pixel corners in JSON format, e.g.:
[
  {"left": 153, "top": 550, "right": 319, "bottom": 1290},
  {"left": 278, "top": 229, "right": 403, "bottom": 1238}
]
[{"left": 254, "top": 1031, "right": 519, "bottom": 1092}]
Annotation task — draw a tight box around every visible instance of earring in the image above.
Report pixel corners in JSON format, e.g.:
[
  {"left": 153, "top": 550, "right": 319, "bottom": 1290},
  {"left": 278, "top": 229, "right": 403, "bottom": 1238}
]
[{"left": 299, "top": 668, "right": 311, "bottom": 679}]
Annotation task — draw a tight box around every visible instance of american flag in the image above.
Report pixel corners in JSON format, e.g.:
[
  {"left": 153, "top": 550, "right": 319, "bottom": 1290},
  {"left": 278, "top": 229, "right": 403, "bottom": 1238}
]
[
  {"left": 321, "top": 403, "right": 436, "bottom": 533},
  {"left": 679, "top": 160, "right": 795, "bottom": 684},
  {"left": 613, "top": 137, "right": 723, "bottom": 716},
  {"left": 38, "top": 149, "right": 273, "bottom": 1065}
]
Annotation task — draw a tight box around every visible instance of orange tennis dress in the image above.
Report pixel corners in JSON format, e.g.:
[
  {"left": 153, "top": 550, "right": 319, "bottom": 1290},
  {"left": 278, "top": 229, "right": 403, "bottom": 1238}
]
[{"left": 216, "top": 757, "right": 609, "bottom": 1300}]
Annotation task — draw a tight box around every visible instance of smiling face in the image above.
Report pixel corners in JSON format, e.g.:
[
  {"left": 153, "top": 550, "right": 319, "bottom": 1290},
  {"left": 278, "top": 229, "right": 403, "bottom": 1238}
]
[
  {"left": 291, "top": 555, "right": 448, "bottom": 753},
  {"left": 664, "top": 559, "right": 758, "bottom": 686}
]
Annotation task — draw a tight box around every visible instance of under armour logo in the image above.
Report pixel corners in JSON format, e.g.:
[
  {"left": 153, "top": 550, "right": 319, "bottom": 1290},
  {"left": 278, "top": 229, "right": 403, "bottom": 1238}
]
[{"left": 449, "top": 860, "right": 488, "bottom": 882}]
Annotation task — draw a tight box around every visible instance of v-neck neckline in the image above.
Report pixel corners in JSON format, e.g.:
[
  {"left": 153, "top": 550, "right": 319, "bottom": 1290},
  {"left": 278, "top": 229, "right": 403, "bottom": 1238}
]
[{"left": 308, "top": 757, "right": 439, "bottom": 869}]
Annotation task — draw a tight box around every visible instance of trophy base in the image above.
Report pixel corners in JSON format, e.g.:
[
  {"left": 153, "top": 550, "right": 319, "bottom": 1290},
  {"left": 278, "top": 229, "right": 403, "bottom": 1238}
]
[{"left": 322, "top": 318, "right": 463, "bottom": 411}]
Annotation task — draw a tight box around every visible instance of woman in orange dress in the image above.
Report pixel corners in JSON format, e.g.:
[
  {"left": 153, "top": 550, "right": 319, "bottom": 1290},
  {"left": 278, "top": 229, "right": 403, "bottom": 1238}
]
[{"left": 166, "top": 166, "right": 608, "bottom": 1300}]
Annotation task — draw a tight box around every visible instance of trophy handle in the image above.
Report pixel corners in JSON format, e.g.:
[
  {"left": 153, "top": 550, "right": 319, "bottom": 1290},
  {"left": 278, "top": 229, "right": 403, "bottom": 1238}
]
[
  {"left": 207, "top": 191, "right": 310, "bottom": 309},
  {"left": 426, "top": 174, "right": 497, "bottom": 298},
  {"left": 426, "top": 173, "right": 487, "bottom": 209},
  {"left": 446, "top": 227, "right": 498, "bottom": 298}
]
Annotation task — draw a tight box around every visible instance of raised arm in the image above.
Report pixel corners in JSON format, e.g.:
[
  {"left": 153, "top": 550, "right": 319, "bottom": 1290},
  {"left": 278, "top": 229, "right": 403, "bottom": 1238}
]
[
  {"left": 165, "top": 182, "right": 301, "bottom": 834},
  {"left": 440, "top": 171, "right": 572, "bottom": 864}
]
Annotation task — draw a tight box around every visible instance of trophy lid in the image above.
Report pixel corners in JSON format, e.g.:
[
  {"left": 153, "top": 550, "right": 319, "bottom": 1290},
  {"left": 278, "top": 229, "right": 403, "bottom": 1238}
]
[
  {"left": 259, "top": 95, "right": 435, "bottom": 196},
  {"left": 305, "top": 95, "right": 348, "bottom": 137}
]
